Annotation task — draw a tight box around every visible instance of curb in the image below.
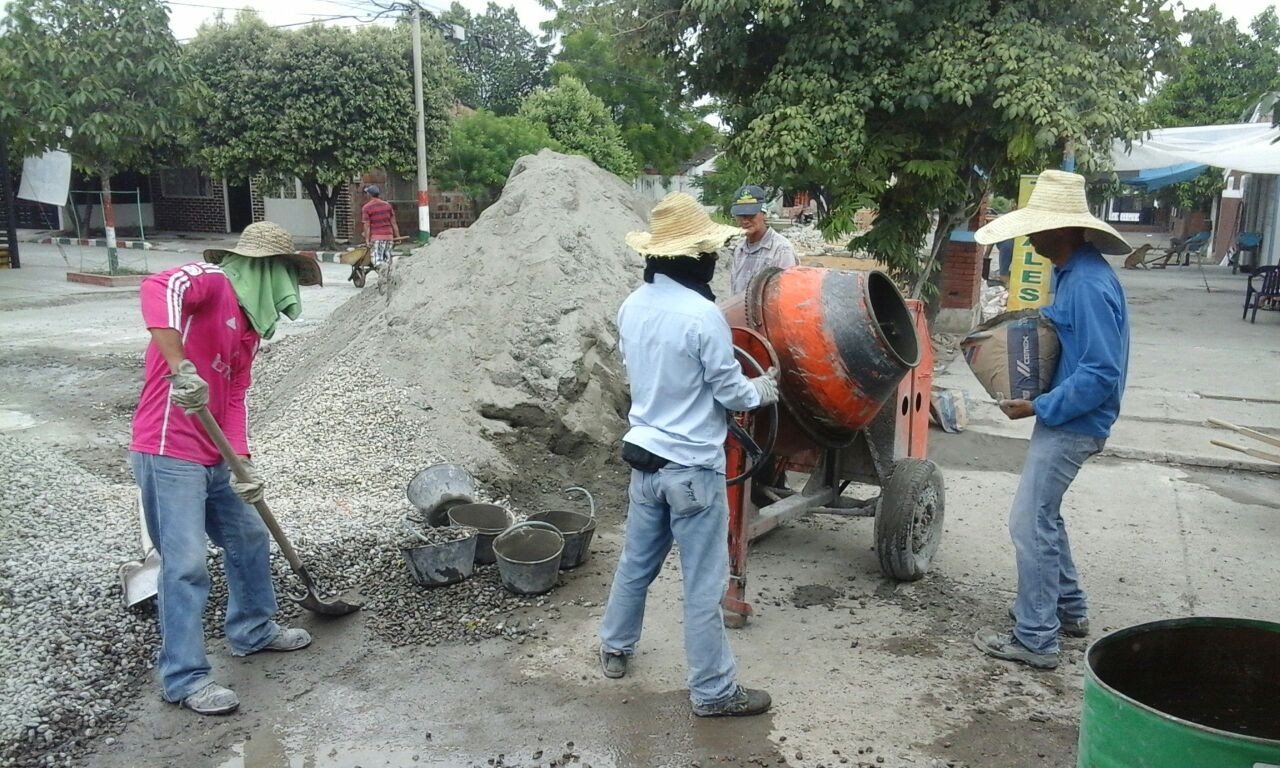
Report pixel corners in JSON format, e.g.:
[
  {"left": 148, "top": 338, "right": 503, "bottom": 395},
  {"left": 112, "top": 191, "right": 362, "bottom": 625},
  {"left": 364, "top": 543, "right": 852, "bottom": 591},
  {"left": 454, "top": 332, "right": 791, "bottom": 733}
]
[
  {"left": 1102, "top": 445, "right": 1280, "bottom": 476},
  {"left": 33, "top": 236, "right": 153, "bottom": 250}
]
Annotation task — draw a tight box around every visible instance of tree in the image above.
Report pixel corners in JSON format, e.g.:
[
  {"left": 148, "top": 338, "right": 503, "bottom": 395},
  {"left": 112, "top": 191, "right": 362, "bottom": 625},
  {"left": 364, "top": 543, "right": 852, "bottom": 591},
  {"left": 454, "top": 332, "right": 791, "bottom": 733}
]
[
  {"left": 0, "top": 0, "right": 201, "bottom": 273},
  {"left": 542, "top": 1, "right": 716, "bottom": 175},
  {"left": 434, "top": 110, "right": 561, "bottom": 208},
  {"left": 186, "top": 11, "right": 453, "bottom": 249},
  {"left": 1144, "top": 7, "right": 1280, "bottom": 211},
  {"left": 518, "top": 76, "right": 637, "bottom": 177},
  {"left": 441, "top": 2, "right": 550, "bottom": 115},
  {"left": 629, "top": 0, "right": 1176, "bottom": 290}
]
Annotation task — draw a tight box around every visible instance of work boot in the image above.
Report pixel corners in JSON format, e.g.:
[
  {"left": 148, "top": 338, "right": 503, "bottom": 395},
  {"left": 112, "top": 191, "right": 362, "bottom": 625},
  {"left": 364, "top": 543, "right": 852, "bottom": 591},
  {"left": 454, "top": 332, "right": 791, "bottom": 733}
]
[
  {"left": 692, "top": 687, "right": 772, "bottom": 718},
  {"left": 1007, "top": 603, "right": 1090, "bottom": 638},
  {"left": 180, "top": 683, "right": 239, "bottom": 715},
  {"left": 600, "top": 649, "right": 627, "bottom": 679},
  {"left": 972, "top": 626, "right": 1059, "bottom": 670},
  {"left": 254, "top": 627, "right": 313, "bottom": 653}
]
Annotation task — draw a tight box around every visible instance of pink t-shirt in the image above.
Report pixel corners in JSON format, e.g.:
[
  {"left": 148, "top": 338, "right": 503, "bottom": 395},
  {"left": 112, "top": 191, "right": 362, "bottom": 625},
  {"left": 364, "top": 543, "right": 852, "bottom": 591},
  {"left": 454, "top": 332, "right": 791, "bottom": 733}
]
[{"left": 130, "top": 263, "right": 259, "bottom": 466}]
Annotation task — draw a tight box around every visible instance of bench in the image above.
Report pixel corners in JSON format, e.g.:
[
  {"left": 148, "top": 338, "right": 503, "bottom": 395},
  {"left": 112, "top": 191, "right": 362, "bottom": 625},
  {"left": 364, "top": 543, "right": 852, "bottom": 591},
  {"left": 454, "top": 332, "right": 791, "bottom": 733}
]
[{"left": 1243, "top": 265, "right": 1280, "bottom": 323}]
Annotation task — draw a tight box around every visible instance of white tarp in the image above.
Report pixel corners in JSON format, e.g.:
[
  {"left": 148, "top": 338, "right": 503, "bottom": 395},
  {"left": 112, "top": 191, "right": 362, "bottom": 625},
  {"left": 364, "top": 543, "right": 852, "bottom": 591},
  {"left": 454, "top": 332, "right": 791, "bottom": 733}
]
[
  {"left": 17, "top": 150, "right": 72, "bottom": 206},
  {"left": 1111, "top": 123, "right": 1280, "bottom": 174}
]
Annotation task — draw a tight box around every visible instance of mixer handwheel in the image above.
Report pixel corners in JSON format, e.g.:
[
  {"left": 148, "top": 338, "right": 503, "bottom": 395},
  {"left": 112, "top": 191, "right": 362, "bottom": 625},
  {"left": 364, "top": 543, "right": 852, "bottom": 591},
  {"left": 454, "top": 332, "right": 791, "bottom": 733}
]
[{"left": 874, "top": 458, "right": 945, "bottom": 581}]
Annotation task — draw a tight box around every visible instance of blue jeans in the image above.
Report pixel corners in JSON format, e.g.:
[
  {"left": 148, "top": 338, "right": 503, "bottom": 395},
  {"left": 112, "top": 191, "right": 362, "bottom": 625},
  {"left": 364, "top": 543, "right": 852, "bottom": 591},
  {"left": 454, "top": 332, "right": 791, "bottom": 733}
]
[
  {"left": 1009, "top": 422, "right": 1105, "bottom": 654},
  {"left": 599, "top": 465, "right": 738, "bottom": 707},
  {"left": 130, "top": 452, "right": 281, "bottom": 702}
]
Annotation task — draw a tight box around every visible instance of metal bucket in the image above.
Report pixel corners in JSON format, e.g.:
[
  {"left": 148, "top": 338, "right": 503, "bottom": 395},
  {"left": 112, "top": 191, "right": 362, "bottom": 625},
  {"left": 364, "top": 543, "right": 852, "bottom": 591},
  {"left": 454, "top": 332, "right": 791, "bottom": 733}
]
[
  {"left": 492, "top": 521, "right": 564, "bottom": 596},
  {"left": 447, "top": 503, "right": 515, "bottom": 565},
  {"left": 528, "top": 486, "right": 597, "bottom": 570},
  {"left": 400, "top": 522, "right": 477, "bottom": 587},
  {"left": 406, "top": 463, "right": 477, "bottom": 527},
  {"left": 1078, "top": 616, "right": 1280, "bottom": 767}
]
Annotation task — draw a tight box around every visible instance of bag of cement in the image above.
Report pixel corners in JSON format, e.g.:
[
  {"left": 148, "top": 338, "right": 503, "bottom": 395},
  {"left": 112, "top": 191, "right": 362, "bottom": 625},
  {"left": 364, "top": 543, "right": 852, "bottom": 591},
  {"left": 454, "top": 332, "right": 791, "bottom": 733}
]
[{"left": 960, "top": 310, "right": 1060, "bottom": 401}]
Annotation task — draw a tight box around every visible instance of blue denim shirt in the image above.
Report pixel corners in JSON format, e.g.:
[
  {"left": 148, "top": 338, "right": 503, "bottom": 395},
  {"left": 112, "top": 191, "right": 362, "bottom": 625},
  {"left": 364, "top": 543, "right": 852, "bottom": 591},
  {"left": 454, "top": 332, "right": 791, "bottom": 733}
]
[
  {"left": 618, "top": 275, "right": 761, "bottom": 472},
  {"left": 1033, "top": 245, "right": 1130, "bottom": 438}
]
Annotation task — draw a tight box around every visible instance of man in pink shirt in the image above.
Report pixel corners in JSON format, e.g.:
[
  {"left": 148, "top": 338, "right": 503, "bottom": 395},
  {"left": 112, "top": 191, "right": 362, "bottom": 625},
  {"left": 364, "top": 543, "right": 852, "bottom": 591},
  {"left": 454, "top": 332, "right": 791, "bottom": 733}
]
[{"left": 129, "top": 222, "right": 322, "bottom": 715}]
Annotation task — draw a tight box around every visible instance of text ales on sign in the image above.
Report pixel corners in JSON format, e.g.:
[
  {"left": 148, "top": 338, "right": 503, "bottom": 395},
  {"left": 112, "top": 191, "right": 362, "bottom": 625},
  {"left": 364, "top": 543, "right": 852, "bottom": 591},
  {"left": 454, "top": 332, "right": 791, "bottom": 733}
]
[{"left": 1007, "top": 175, "right": 1053, "bottom": 310}]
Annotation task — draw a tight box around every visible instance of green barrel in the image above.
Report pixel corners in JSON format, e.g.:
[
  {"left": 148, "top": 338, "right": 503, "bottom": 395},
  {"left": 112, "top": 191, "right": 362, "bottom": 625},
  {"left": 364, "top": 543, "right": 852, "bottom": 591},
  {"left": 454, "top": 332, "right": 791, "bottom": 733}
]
[{"left": 1078, "top": 617, "right": 1280, "bottom": 767}]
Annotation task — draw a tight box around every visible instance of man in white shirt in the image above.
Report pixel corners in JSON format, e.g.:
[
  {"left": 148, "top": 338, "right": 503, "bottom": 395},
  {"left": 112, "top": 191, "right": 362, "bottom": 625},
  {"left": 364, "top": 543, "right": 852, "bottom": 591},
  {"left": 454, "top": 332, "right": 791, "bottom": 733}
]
[{"left": 729, "top": 184, "right": 798, "bottom": 295}]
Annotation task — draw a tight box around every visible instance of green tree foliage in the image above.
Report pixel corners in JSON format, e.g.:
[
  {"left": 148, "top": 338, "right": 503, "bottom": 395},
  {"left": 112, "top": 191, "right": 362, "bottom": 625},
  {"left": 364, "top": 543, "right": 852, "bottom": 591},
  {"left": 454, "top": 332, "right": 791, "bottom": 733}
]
[
  {"left": 542, "top": 1, "right": 716, "bottom": 175},
  {"left": 693, "top": 151, "right": 758, "bottom": 215},
  {"left": 186, "top": 11, "right": 453, "bottom": 248},
  {"left": 629, "top": 0, "right": 1176, "bottom": 288},
  {"left": 1145, "top": 7, "right": 1280, "bottom": 211},
  {"left": 0, "top": 0, "right": 201, "bottom": 271},
  {"left": 518, "top": 76, "right": 638, "bottom": 177},
  {"left": 441, "top": 2, "right": 550, "bottom": 115},
  {"left": 435, "top": 110, "right": 561, "bottom": 208}
]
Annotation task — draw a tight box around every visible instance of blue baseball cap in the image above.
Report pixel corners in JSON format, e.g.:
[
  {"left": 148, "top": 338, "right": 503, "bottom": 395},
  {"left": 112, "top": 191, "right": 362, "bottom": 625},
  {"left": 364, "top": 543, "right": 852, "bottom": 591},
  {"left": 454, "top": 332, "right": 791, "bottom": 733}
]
[
  {"left": 730, "top": 184, "right": 767, "bottom": 216},
  {"left": 363, "top": 184, "right": 381, "bottom": 196}
]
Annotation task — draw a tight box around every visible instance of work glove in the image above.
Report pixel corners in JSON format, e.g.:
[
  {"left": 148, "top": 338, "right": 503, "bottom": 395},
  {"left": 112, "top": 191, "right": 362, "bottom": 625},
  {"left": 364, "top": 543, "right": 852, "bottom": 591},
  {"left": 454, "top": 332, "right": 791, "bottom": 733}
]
[
  {"left": 167, "top": 360, "right": 209, "bottom": 414},
  {"left": 750, "top": 369, "right": 780, "bottom": 408},
  {"left": 230, "top": 460, "right": 265, "bottom": 505}
]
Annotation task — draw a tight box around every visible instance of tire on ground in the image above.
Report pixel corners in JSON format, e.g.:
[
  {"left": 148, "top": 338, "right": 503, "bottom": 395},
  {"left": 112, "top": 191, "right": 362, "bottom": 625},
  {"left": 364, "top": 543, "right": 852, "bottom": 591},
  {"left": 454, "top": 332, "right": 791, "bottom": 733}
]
[{"left": 874, "top": 457, "right": 945, "bottom": 581}]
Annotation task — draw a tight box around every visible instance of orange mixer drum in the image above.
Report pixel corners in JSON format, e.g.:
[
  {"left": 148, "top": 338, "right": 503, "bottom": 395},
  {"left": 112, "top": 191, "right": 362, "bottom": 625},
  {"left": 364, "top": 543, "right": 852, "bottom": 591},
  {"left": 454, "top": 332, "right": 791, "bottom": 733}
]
[{"left": 722, "top": 267, "right": 922, "bottom": 447}]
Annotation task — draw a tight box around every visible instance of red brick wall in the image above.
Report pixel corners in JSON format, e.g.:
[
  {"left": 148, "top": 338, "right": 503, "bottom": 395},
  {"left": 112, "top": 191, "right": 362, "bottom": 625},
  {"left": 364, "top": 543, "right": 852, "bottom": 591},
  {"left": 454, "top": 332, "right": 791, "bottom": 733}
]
[
  {"left": 940, "top": 240, "right": 983, "bottom": 310},
  {"left": 151, "top": 173, "right": 227, "bottom": 233},
  {"left": 345, "top": 176, "right": 476, "bottom": 241}
]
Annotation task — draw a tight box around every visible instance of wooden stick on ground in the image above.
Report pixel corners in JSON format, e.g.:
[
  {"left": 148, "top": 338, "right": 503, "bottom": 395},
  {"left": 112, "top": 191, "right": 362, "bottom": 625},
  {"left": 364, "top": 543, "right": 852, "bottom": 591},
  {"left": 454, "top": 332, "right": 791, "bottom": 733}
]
[
  {"left": 1209, "top": 439, "right": 1280, "bottom": 466},
  {"left": 1206, "top": 418, "right": 1280, "bottom": 450}
]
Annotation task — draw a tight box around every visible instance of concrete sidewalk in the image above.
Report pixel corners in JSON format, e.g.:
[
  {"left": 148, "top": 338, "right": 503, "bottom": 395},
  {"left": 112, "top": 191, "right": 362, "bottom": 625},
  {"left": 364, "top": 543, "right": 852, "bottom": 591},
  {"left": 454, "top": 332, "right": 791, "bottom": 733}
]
[
  {"left": 17, "top": 228, "right": 371, "bottom": 263},
  {"left": 938, "top": 261, "right": 1280, "bottom": 474}
]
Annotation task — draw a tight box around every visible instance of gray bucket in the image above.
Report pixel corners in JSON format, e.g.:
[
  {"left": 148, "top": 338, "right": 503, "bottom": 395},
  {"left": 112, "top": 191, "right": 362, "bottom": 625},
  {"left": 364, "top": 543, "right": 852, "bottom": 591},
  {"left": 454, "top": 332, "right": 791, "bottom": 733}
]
[
  {"left": 447, "top": 503, "right": 515, "bottom": 564},
  {"left": 402, "top": 535, "right": 477, "bottom": 587},
  {"left": 528, "top": 486, "right": 597, "bottom": 570},
  {"left": 493, "top": 521, "right": 564, "bottom": 596},
  {"left": 406, "top": 463, "right": 477, "bottom": 527}
]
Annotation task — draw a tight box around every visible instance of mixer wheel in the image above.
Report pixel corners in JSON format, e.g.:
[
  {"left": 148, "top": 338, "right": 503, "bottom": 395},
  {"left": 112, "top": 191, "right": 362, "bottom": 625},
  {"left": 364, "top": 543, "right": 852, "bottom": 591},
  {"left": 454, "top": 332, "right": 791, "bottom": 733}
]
[{"left": 874, "top": 458, "right": 945, "bottom": 582}]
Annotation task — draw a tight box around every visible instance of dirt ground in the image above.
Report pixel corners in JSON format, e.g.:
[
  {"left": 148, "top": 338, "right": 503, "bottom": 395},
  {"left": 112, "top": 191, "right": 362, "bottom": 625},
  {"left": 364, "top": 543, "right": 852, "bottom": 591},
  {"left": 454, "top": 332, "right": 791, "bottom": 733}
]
[{"left": 2, "top": 245, "right": 1278, "bottom": 768}]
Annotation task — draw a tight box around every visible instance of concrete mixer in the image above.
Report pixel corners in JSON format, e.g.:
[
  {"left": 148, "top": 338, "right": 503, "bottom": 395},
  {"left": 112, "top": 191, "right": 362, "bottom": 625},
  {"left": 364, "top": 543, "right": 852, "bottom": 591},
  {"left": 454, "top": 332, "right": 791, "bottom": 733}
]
[{"left": 719, "top": 266, "right": 944, "bottom": 627}]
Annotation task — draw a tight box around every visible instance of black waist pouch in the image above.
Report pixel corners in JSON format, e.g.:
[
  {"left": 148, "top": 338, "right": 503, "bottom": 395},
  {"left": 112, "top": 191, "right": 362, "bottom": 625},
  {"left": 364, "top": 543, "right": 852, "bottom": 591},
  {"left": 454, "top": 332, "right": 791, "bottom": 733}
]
[{"left": 621, "top": 441, "right": 669, "bottom": 473}]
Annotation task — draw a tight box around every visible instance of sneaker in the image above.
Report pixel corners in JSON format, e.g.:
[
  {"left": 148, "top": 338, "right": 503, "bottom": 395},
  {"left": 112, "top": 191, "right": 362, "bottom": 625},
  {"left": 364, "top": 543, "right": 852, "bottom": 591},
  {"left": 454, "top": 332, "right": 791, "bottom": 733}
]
[
  {"left": 692, "top": 686, "right": 772, "bottom": 718},
  {"left": 256, "top": 627, "right": 313, "bottom": 653},
  {"left": 600, "top": 649, "right": 627, "bottom": 679},
  {"left": 180, "top": 683, "right": 239, "bottom": 715},
  {"left": 973, "top": 626, "right": 1059, "bottom": 670},
  {"left": 1007, "top": 603, "right": 1090, "bottom": 638}
]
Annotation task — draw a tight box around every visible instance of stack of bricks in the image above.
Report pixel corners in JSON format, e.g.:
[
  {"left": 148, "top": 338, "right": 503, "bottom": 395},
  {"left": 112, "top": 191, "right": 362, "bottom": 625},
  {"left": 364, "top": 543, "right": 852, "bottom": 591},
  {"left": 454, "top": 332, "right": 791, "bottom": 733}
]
[
  {"left": 430, "top": 190, "right": 476, "bottom": 232},
  {"left": 939, "top": 238, "right": 984, "bottom": 313},
  {"left": 151, "top": 173, "right": 227, "bottom": 233}
]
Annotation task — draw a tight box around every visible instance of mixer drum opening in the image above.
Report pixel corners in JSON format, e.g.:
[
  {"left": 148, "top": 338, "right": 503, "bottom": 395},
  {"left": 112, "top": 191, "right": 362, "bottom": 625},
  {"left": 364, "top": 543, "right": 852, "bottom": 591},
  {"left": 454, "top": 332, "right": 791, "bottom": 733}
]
[{"left": 865, "top": 271, "right": 921, "bottom": 369}]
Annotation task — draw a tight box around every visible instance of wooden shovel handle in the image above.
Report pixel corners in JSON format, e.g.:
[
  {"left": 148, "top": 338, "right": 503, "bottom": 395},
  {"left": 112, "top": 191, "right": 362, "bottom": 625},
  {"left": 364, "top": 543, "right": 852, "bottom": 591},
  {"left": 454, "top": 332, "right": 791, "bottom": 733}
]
[{"left": 1207, "top": 418, "right": 1280, "bottom": 450}]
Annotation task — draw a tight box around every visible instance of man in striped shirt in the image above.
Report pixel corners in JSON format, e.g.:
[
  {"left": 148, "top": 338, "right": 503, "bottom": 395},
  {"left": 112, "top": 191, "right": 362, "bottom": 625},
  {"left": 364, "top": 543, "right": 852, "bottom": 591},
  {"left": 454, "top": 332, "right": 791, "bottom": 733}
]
[{"left": 361, "top": 184, "right": 400, "bottom": 270}]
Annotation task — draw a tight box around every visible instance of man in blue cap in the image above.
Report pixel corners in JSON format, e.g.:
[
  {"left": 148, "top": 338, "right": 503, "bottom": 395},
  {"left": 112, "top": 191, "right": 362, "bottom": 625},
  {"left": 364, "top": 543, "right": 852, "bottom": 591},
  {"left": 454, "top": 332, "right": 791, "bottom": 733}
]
[{"left": 729, "top": 184, "right": 797, "bottom": 295}]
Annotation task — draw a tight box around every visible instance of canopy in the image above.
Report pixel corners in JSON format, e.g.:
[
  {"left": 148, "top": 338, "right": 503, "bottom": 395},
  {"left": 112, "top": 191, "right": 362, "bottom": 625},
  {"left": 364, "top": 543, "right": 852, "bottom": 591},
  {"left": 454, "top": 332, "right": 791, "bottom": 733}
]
[
  {"left": 1118, "top": 162, "right": 1208, "bottom": 191},
  {"left": 1111, "top": 123, "right": 1280, "bottom": 174}
]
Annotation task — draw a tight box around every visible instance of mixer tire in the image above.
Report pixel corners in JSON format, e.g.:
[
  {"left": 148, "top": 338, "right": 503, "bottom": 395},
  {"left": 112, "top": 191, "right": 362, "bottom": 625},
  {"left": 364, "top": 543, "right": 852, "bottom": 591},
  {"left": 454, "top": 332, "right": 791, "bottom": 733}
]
[{"left": 874, "top": 458, "right": 945, "bottom": 582}]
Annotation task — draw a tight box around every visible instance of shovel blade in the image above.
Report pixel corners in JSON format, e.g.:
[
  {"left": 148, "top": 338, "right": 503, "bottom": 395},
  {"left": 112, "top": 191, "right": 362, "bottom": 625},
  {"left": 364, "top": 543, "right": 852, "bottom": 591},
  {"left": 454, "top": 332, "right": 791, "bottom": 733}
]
[
  {"left": 119, "top": 549, "right": 162, "bottom": 608},
  {"left": 292, "top": 590, "right": 362, "bottom": 616}
]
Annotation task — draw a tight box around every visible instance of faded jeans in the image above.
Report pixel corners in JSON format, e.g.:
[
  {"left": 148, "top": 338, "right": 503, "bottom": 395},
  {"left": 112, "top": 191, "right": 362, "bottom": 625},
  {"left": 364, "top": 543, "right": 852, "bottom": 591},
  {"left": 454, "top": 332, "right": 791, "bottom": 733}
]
[
  {"left": 599, "top": 465, "right": 738, "bottom": 707},
  {"left": 1009, "top": 422, "right": 1106, "bottom": 654},
  {"left": 130, "top": 452, "right": 281, "bottom": 702}
]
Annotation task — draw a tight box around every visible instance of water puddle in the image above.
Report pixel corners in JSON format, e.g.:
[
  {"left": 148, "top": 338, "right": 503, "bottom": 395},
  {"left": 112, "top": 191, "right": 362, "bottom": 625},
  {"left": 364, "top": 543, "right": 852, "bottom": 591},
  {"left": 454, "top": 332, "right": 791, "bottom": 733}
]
[{"left": 215, "top": 732, "right": 620, "bottom": 768}]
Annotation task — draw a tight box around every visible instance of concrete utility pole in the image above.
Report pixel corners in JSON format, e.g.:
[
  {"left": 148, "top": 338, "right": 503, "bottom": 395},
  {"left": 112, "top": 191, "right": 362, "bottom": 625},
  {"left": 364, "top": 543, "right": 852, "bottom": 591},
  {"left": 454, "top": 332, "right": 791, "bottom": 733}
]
[{"left": 411, "top": 5, "right": 431, "bottom": 243}]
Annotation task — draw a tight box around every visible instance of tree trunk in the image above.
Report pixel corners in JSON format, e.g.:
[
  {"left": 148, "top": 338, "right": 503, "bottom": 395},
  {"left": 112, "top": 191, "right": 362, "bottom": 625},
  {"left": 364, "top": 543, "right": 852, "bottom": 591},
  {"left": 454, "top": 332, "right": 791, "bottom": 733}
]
[
  {"left": 304, "top": 179, "right": 339, "bottom": 251},
  {"left": 100, "top": 169, "right": 119, "bottom": 275},
  {"left": 911, "top": 206, "right": 962, "bottom": 300}
]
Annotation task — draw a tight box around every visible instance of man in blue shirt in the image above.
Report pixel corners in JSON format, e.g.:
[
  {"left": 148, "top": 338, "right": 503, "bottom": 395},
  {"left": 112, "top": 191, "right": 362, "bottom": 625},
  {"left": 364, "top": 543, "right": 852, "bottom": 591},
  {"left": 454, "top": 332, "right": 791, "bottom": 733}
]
[
  {"left": 599, "top": 192, "right": 779, "bottom": 716},
  {"left": 972, "top": 170, "right": 1131, "bottom": 670}
]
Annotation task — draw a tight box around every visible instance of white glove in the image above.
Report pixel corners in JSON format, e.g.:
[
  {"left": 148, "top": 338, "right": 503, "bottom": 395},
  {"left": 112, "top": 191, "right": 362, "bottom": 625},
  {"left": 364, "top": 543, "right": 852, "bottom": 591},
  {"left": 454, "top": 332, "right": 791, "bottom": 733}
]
[
  {"left": 230, "top": 461, "right": 265, "bottom": 505},
  {"left": 167, "top": 360, "right": 209, "bottom": 413},
  {"left": 750, "top": 374, "right": 779, "bottom": 407}
]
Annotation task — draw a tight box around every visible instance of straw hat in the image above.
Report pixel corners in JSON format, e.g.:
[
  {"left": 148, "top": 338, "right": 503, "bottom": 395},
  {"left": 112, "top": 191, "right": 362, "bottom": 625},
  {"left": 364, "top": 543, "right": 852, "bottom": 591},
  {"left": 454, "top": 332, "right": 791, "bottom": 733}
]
[
  {"left": 203, "top": 221, "right": 323, "bottom": 286},
  {"left": 625, "top": 192, "right": 742, "bottom": 257},
  {"left": 975, "top": 170, "right": 1132, "bottom": 256}
]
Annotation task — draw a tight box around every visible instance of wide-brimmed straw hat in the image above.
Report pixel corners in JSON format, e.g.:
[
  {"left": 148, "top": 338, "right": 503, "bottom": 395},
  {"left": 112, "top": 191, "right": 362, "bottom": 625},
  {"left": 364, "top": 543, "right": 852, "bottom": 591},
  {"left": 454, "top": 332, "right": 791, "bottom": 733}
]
[
  {"left": 975, "top": 170, "right": 1132, "bottom": 256},
  {"left": 204, "top": 221, "right": 323, "bottom": 286},
  {"left": 625, "top": 192, "right": 742, "bottom": 258}
]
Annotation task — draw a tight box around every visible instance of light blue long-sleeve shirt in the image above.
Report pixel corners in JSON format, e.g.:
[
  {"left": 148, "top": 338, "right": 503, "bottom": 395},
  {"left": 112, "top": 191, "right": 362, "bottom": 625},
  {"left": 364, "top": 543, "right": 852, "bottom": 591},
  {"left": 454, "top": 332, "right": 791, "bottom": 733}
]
[
  {"left": 618, "top": 274, "right": 762, "bottom": 472},
  {"left": 1033, "top": 245, "right": 1130, "bottom": 438}
]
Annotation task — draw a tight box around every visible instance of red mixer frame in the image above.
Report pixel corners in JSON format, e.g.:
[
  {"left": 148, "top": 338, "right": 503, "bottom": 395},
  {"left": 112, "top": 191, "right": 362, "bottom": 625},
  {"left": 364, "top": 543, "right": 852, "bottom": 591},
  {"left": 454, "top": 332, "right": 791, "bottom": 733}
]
[{"left": 720, "top": 272, "right": 944, "bottom": 628}]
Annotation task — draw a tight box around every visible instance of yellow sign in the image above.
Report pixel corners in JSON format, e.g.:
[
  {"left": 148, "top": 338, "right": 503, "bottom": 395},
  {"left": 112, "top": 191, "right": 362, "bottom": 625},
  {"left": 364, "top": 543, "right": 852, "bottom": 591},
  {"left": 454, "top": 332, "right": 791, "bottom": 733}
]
[{"left": 1007, "top": 175, "right": 1053, "bottom": 310}]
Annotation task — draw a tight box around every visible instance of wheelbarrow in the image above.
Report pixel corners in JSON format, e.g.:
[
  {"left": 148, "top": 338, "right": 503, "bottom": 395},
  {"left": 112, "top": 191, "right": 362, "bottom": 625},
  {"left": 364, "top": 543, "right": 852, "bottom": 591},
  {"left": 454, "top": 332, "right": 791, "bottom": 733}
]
[{"left": 341, "top": 236, "right": 409, "bottom": 288}]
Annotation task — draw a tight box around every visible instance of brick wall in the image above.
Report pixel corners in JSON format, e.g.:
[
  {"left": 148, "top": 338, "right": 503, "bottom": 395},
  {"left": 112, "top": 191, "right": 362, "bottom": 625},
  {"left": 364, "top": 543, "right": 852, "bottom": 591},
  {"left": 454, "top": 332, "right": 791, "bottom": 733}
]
[
  {"left": 940, "top": 240, "right": 983, "bottom": 310},
  {"left": 151, "top": 173, "right": 227, "bottom": 233},
  {"left": 249, "top": 177, "right": 266, "bottom": 222},
  {"left": 344, "top": 172, "right": 476, "bottom": 241}
]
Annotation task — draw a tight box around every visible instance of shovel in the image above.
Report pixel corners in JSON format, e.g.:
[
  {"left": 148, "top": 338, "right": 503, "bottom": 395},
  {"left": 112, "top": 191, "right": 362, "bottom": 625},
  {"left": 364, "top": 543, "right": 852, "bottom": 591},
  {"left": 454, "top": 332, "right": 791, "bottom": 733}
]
[
  {"left": 190, "top": 405, "right": 361, "bottom": 616},
  {"left": 118, "top": 489, "right": 162, "bottom": 608}
]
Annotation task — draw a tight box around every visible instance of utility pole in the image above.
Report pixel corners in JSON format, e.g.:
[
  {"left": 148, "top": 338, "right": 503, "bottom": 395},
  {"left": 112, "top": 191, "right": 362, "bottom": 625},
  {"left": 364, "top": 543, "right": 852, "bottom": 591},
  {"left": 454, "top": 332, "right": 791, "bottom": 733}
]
[
  {"left": 411, "top": 5, "right": 431, "bottom": 243},
  {"left": 0, "top": 130, "right": 20, "bottom": 269}
]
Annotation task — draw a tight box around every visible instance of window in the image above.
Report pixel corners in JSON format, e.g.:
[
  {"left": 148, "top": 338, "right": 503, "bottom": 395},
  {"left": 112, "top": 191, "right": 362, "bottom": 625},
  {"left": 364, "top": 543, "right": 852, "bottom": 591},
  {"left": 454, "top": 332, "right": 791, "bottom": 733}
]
[{"left": 160, "top": 168, "right": 214, "bottom": 198}]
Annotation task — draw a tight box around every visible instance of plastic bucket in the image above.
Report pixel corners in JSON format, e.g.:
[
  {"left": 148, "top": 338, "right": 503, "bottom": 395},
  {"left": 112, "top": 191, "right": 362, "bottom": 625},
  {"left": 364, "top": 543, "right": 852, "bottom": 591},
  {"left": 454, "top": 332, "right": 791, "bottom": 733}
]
[
  {"left": 406, "top": 463, "right": 477, "bottom": 527},
  {"left": 492, "top": 521, "right": 564, "bottom": 596},
  {"left": 447, "top": 503, "right": 515, "bottom": 564},
  {"left": 1078, "top": 616, "right": 1280, "bottom": 767},
  {"left": 528, "top": 486, "right": 597, "bottom": 570}
]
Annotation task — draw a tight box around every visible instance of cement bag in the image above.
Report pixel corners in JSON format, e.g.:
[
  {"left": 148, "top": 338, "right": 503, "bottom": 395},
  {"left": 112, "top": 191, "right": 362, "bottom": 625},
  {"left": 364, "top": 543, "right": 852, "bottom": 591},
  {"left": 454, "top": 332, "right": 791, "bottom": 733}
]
[{"left": 961, "top": 310, "right": 1060, "bottom": 401}]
